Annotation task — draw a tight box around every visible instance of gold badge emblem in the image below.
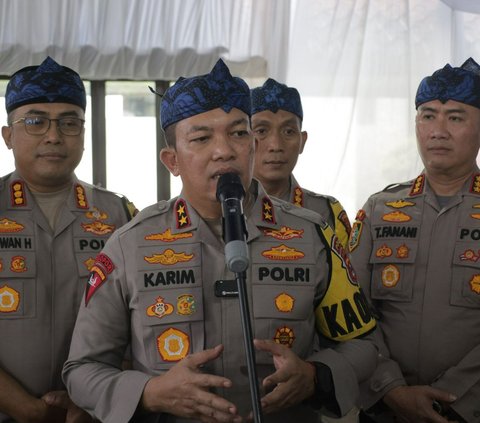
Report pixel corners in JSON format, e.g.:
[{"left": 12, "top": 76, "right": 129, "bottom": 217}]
[
  {"left": 177, "top": 294, "right": 196, "bottom": 316},
  {"left": 10, "top": 256, "right": 27, "bottom": 273},
  {"left": 146, "top": 296, "right": 174, "bottom": 319},
  {"left": 348, "top": 221, "right": 363, "bottom": 252},
  {"left": 381, "top": 264, "right": 400, "bottom": 288},
  {"left": 382, "top": 211, "right": 412, "bottom": 222},
  {"left": 263, "top": 226, "right": 304, "bottom": 240},
  {"left": 83, "top": 257, "right": 96, "bottom": 271},
  {"left": 470, "top": 275, "right": 480, "bottom": 294},
  {"left": 292, "top": 187, "right": 303, "bottom": 207},
  {"left": 375, "top": 244, "right": 392, "bottom": 259},
  {"left": 396, "top": 244, "right": 410, "bottom": 259},
  {"left": 145, "top": 228, "right": 193, "bottom": 242},
  {"left": 385, "top": 200, "right": 416, "bottom": 208},
  {"left": 157, "top": 328, "right": 190, "bottom": 362},
  {"left": 0, "top": 285, "right": 20, "bottom": 313},
  {"left": 81, "top": 221, "right": 115, "bottom": 235},
  {"left": 0, "top": 218, "right": 24, "bottom": 233},
  {"left": 262, "top": 244, "right": 305, "bottom": 261},
  {"left": 85, "top": 207, "right": 108, "bottom": 220},
  {"left": 273, "top": 326, "right": 295, "bottom": 348},
  {"left": 275, "top": 293, "right": 295, "bottom": 312},
  {"left": 460, "top": 249, "right": 480, "bottom": 262},
  {"left": 144, "top": 249, "right": 194, "bottom": 265},
  {"left": 10, "top": 181, "right": 26, "bottom": 207}
]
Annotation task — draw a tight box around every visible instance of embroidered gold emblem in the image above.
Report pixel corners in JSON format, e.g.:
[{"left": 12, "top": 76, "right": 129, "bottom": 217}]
[
  {"left": 262, "top": 244, "right": 305, "bottom": 261},
  {"left": 381, "top": 264, "right": 400, "bottom": 288},
  {"left": 275, "top": 293, "right": 295, "bottom": 312},
  {"left": 85, "top": 207, "right": 108, "bottom": 220},
  {"left": 0, "top": 285, "right": 20, "bottom": 313},
  {"left": 375, "top": 244, "right": 392, "bottom": 259},
  {"left": 263, "top": 226, "right": 304, "bottom": 240},
  {"left": 355, "top": 209, "right": 366, "bottom": 222},
  {"left": 81, "top": 221, "right": 115, "bottom": 235},
  {"left": 83, "top": 257, "right": 96, "bottom": 271},
  {"left": 396, "top": 244, "right": 410, "bottom": 259},
  {"left": 0, "top": 218, "right": 24, "bottom": 233},
  {"left": 177, "top": 294, "right": 196, "bottom": 316},
  {"left": 473, "top": 204, "right": 480, "bottom": 209},
  {"left": 10, "top": 256, "right": 27, "bottom": 273},
  {"left": 410, "top": 175, "right": 425, "bottom": 196},
  {"left": 11, "top": 181, "right": 26, "bottom": 206},
  {"left": 146, "top": 296, "right": 174, "bottom": 319},
  {"left": 470, "top": 174, "right": 480, "bottom": 194},
  {"left": 75, "top": 184, "right": 88, "bottom": 209},
  {"left": 293, "top": 187, "right": 303, "bottom": 207},
  {"left": 460, "top": 249, "right": 480, "bottom": 262},
  {"left": 0, "top": 259, "right": 3, "bottom": 272},
  {"left": 273, "top": 326, "right": 295, "bottom": 348},
  {"left": 471, "top": 213, "right": 480, "bottom": 220},
  {"left": 144, "top": 249, "right": 194, "bottom": 265},
  {"left": 470, "top": 275, "right": 480, "bottom": 294},
  {"left": 382, "top": 211, "right": 412, "bottom": 222},
  {"left": 145, "top": 228, "right": 193, "bottom": 242},
  {"left": 157, "top": 328, "right": 190, "bottom": 362},
  {"left": 385, "top": 200, "right": 416, "bottom": 208}
]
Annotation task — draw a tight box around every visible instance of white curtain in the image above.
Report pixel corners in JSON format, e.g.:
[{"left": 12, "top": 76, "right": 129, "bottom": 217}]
[{"left": 1, "top": 0, "right": 480, "bottom": 216}]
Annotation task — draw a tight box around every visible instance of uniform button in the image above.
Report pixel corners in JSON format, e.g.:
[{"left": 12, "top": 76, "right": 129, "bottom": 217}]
[
  {"left": 282, "top": 203, "right": 292, "bottom": 210},
  {"left": 158, "top": 203, "right": 167, "bottom": 211}
]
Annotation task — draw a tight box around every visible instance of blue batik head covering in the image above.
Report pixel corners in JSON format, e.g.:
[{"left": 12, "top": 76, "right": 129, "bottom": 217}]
[
  {"left": 5, "top": 56, "right": 86, "bottom": 113},
  {"left": 415, "top": 57, "right": 480, "bottom": 110},
  {"left": 160, "top": 59, "right": 251, "bottom": 130},
  {"left": 251, "top": 78, "right": 303, "bottom": 121}
]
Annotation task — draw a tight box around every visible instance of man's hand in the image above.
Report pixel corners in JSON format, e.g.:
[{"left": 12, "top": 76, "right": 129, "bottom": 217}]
[
  {"left": 140, "top": 344, "right": 242, "bottom": 423},
  {"left": 383, "top": 385, "right": 457, "bottom": 423},
  {"left": 253, "top": 339, "right": 316, "bottom": 416},
  {"left": 42, "top": 390, "right": 94, "bottom": 423}
]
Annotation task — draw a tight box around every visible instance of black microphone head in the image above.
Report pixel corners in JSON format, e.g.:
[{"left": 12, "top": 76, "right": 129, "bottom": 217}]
[{"left": 216, "top": 172, "right": 245, "bottom": 202}]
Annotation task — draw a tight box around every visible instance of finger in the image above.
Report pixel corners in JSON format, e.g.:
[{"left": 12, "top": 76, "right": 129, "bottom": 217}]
[
  {"left": 41, "top": 390, "right": 70, "bottom": 409},
  {"left": 254, "top": 339, "right": 286, "bottom": 356},
  {"left": 190, "top": 370, "right": 234, "bottom": 390},
  {"left": 195, "top": 403, "right": 242, "bottom": 423},
  {"left": 182, "top": 344, "right": 224, "bottom": 369},
  {"left": 429, "top": 388, "right": 457, "bottom": 404}
]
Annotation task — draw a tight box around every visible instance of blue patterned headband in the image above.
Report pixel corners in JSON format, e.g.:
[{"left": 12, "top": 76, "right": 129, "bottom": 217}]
[
  {"left": 415, "top": 57, "right": 480, "bottom": 110},
  {"left": 5, "top": 56, "right": 86, "bottom": 113},
  {"left": 251, "top": 78, "right": 303, "bottom": 120},
  {"left": 160, "top": 59, "right": 251, "bottom": 130}
]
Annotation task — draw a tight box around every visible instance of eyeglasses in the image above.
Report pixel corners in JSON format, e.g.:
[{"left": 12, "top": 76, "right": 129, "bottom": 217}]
[{"left": 10, "top": 116, "right": 85, "bottom": 136}]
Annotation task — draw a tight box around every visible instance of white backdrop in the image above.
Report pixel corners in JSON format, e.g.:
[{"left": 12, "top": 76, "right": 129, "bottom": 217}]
[{"left": 1, "top": 0, "right": 480, "bottom": 217}]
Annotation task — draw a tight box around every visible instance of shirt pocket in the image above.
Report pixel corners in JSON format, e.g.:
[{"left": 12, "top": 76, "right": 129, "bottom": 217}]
[
  {"left": 252, "top": 284, "right": 315, "bottom": 363},
  {"left": 450, "top": 243, "right": 480, "bottom": 308},
  {"left": 137, "top": 287, "right": 204, "bottom": 370},
  {"left": 0, "top": 252, "right": 37, "bottom": 319},
  {"left": 369, "top": 240, "right": 418, "bottom": 302}
]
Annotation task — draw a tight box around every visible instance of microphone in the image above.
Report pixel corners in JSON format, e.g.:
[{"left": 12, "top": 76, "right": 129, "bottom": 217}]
[{"left": 216, "top": 173, "right": 249, "bottom": 273}]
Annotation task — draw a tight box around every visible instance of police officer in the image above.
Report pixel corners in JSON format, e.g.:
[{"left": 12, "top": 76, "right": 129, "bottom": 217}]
[
  {"left": 251, "top": 79, "right": 351, "bottom": 249},
  {"left": 0, "top": 57, "right": 136, "bottom": 422},
  {"left": 63, "top": 59, "right": 378, "bottom": 423},
  {"left": 350, "top": 58, "right": 480, "bottom": 423}
]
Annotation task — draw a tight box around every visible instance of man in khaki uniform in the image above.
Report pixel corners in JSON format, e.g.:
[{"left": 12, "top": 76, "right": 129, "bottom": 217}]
[
  {"left": 251, "top": 79, "right": 351, "bottom": 249},
  {"left": 63, "top": 59, "right": 378, "bottom": 423},
  {"left": 350, "top": 58, "right": 480, "bottom": 423},
  {"left": 0, "top": 57, "right": 136, "bottom": 422}
]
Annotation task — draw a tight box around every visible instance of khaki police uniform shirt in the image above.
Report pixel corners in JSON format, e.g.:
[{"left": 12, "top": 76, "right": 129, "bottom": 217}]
[
  {"left": 284, "top": 176, "right": 352, "bottom": 249},
  {"left": 64, "top": 181, "right": 377, "bottom": 423},
  {"left": 350, "top": 172, "right": 480, "bottom": 422},
  {"left": 0, "top": 171, "right": 134, "bottom": 423}
]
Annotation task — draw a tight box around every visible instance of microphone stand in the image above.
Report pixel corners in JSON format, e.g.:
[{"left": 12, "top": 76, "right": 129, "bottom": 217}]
[{"left": 233, "top": 268, "right": 264, "bottom": 423}]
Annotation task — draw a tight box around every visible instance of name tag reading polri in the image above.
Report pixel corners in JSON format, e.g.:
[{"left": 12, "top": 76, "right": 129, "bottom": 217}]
[{"left": 214, "top": 279, "right": 239, "bottom": 297}]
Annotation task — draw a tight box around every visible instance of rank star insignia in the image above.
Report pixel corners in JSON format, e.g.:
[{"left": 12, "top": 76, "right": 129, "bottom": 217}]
[
  {"left": 262, "top": 197, "right": 276, "bottom": 224},
  {"left": 409, "top": 175, "right": 425, "bottom": 196},
  {"left": 157, "top": 328, "right": 190, "bottom": 362},
  {"left": 75, "top": 184, "right": 88, "bottom": 209},
  {"left": 292, "top": 187, "right": 303, "bottom": 207},
  {"left": 375, "top": 244, "right": 392, "bottom": 259},
  {"left": 144, "top": 249, "right": 194, "bottom": 265},
  {"left": 470, "top": 275, "right": 480, "bottom": 294},
  {"left": 145, "top": 228, "right": 193, "bottom": 242},
  {"left": 381, "top": 264, "right": 400, "bottom": 288},
  {"left": 175, "top": 199, "right": 191, "bottom": 229},
  {"left": 262, "top": 244, "right": 305, "bottom": 261},
  {"left": 0, "top": 218, "right": 24, "bottom": 233},
  {"left": 263, "top": 226, "right": 304, "bottom": 240},
  {"left": 275, "top": 292, "right": 295, "bottom": 312},
  {"left": 177, "top": 294, "right": 196, "bottom": 316},
  {"left": 0, "top": 285, "right": 20, "bottom": 313},
  {"left": 382, "top": 211, "right": 412, "bottom": 222},
  {"left": 273, "top": 326, "right": 295, "bottom": 348},
  {"left": 385, "top": 200, "right": 416, "bottom": 208},
  {"left": 470, "top": 174, "right": 480, "bottom": 194},
  {"left": 146, "top": 296, "right": 174, "bottom": 319},
  {"left": 10, "top": 180, "right": 26, "bottom": 207}
]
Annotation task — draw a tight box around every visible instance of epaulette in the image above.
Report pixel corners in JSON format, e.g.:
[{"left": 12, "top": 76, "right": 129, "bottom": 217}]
[
  {"left": 278, "top": 200, "right": 329, "bottom": 229},
  {"left": 309, "top": 191, "right": 338, "bottom": 204},
  {"left": 382, "top": 179, "right": 413, "bottom": 193},
  {"left": 119, "top": 195, "right": 138, "bottom": 221}
]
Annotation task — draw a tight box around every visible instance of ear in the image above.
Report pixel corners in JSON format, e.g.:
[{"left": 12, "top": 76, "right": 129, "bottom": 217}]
[
  {"left": 299, "top": 130, "right": 308, "bottom": 155},
  {"left": 160, "top": 147, "right": 180, "bottom": 176},
  {"left": 2, "top": 126, "right": 13, "bottom": 150}
]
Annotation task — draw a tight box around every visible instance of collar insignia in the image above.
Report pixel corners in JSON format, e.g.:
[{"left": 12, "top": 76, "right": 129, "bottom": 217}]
[
  {"left": 409, "top": 175, "right": 425, "bottom": 196},
  {"left": 292, "top": 186, "right": 303, "bottom": 207},
  {"left": 10, "top": 180, "right": 26, "bottom": 207},
  {"left": 175, "top": 199, "right": 191, "bottom": 229},
  {"left": 262, "top": 197, "right": 276, "bottom": 224},
  {"left": 75, "top": 184, "right": 88, "bottom": 209},
  {"left": 470, "top": 174, "right": 480, "bottom": 194}
]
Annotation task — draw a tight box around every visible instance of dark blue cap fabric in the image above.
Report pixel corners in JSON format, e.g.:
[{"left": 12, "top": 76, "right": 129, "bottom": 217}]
[
  {"left": 415, "top": 57, "right": 480, "bottom": 110},
  {"left": 5, "top": 56, "right": 86, "bottom": 113},
  {"left": 251, "top": 78, "right": 303, "bottom": 120},
  {"left": 160, "top": 59, "right": 251, "bottom": 130}
]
